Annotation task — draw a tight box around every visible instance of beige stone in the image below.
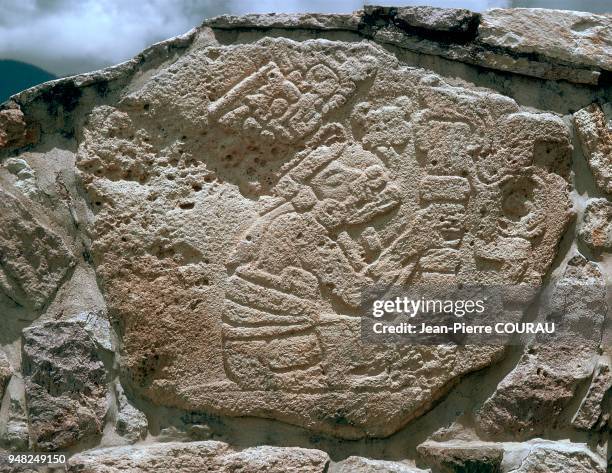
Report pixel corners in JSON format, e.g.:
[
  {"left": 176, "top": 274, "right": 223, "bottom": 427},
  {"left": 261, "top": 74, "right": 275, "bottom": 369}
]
[
  {"left": 394, "top": 6, "right": 479, "bottom": 34},
  {"left": 476, "top": 255, "right": 605, "bottom": 440},
  {"left": 22, "top": 321, "right": 108, "bottom": 450},
  {"left": 0, "top": 104, "right": 36, "bottom": 151},
  {"left": 417, "top": 439, "right": 606, "bottom": 473},
  {"left": 505, "top": 440, "right": 606, "bottom": 473},
  {"left": 1, "top": 6, "right": 609, "bottom": 467},
  {"left": 0, "top": 189, "right": 75, "bottom": 313},
  {"left": 203, "top": 12, "right": 361, "bottom": 31},
  {"left": 206, "top": 8, "right": 611, "bottom": 84},
  {"left": 0, "top": 351, "right": 11, "bottom": 405},
  {"left": 68, "top": 442, "right": 330, "bottom": 472},
  {"left": 479, "top": 9, "right": 612, "bottom": 73},
  {"left": 574, "top": 103, "right": 612, "bottom": 194},
  {"left": 73, "top": 33, "right": 575, "bottom": 438},
  {"left": 572, "top": 362, "right": 612, "bottom": 431},
  {"left": 579, "top": 198, "right": 612, "bottom": 251},
  {"left": 417, "top": 440, "right": 503, "bottom": 473},
  {"left": 336, "top": 456, "right": 428, "bottom": 472}
]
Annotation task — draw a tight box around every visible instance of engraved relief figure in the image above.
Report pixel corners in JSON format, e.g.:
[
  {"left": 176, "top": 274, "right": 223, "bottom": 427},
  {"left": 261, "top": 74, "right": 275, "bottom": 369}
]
[
  {"left": 209, "top": 61, "right": 354, "bottom": 144},
  {"left": 222, "top": 136, "right": 401, "bottom": 391}
]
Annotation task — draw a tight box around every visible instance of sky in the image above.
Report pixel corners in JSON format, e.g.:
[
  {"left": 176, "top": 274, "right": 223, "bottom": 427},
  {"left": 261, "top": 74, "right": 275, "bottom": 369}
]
[{"left": 0, "top": 0, "right": 609, "bottom": 78}]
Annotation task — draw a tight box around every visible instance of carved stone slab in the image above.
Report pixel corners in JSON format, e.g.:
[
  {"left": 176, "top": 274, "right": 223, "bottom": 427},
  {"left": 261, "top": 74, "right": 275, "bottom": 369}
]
[{"left": 76, "top": 39, "right": 572, "bottom": 438}]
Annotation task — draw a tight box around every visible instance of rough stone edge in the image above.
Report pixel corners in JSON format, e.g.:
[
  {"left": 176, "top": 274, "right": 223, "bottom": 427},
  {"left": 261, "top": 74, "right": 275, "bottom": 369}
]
[
  {"left": 1, "top": 5, "right": 609, "bottom": 124},
  {"left": 202, "top": 7, "right": 609, "bottom": 85},
  {"left": 0, "top": 28, "right": 197, "bottom": 114}
]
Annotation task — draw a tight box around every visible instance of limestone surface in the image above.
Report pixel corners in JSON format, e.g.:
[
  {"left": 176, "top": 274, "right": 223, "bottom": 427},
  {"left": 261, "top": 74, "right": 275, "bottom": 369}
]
[
  {"left": 0, "top": 352, "right": 11, "bottom": 404},
  {"left": 476, "top": 255, "right": 606, "bottom": 440},
  {"left": 572, "top": 362, "right": 612, "bottom": 431},
  {"left": 0, "top": 5, "right": 609, "bottom": 471},
  {"left": 505, "top": 440, "right": 606, "bottom": 473},
  {"left": 394, "top": 7, "right": 479, "bottom": 34},
  {"left": 574, "top": 103, "right": 612, "bottom": 194},
  {"left": 579, "top": 198, "right": 612, "bottom": 251},
  {"left": 75, "top": 35, "right": 573, "bottom": 438},
  {"left": 22, "top": 321, "right": 108, "bottom": 450},
  {"left": 68, "top": 442, "right": 330, "bottom": 473},
  {"left": 114, "top": 382, "right": 148, "bottom": 443},
  {"left": 207, "top": 7, "right": 612, "bottom": 84},
  {"left": 336, "top": 456, "right": 428, "bottom": 472},
  {"left": 417, "top": 440, "right": 503, "bottom": 472},
  {"left": 418, "top": 439, "right": 607, "bottom": 473},
  {"left": 478, "top": 9, "right": 612, "bottom": 73},
  {"left": 0, "top": 189, "right": 74, "bottom": 312}
]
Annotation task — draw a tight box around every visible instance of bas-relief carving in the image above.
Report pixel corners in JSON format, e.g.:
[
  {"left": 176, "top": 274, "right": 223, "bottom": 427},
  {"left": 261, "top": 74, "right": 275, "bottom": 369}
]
[{"left": 76, "top": 40, "right": 572, "bottom": 436}]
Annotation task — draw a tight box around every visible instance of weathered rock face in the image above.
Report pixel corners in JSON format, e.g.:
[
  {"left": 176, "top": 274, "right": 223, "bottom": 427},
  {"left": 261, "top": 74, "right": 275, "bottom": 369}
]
[
  {"left": 574, "top": 103, "right": 612, "bottom": 194},
  {"left": 478, "top": 9, "right": 612, "bottom": 74},
  {"left": 209, "top": 7, "right": 612, "bottom": 85},
  {"left": 336, "top": 456, "right": 428, "bottom": 472},
  {"left": 476, "top": 255, "right": 606, "bottom": 440},
  {"left": 417, "top": 440, "right": 607, "bottom": 473},
  {"left": 505, "top": 440, "right": 606, "bottom": 473},
  {"left": 21, "top": 321, "right": 108, "bottom": 450},
  {"left": 417, "top": 440, "right": 503, "bottom": 473},
  {"left": 113, "top": 382, "right": 148, "bottom": 443},
  {"left": 0, "top": 375, "right": 29, "bottom": 451},
  {"left": 75, "top": 37, "right": 572, "bottom": 438},
  {"left": 0, "top": 4, "right": 610, "bottom": 471},
  {"left": 572, "top": 361, "right": 612, "bottom": 431},
  {"left": 393, "top": 6, "right": 479, "bottom": 34},
  {"left": 0, "top": 104, "right": 36, "bottom": 150},
  {"left": 68, "top": 442, "right": 330, "bottom": 473},
  {"left": 0, "top": 351, "right": 11, "bottom": 403},
  {"left": 579, "top": 198, "right": 612, "bottom": 251},
  {"left": 0, "top": 189, "right": 74, "bottom": 313}
]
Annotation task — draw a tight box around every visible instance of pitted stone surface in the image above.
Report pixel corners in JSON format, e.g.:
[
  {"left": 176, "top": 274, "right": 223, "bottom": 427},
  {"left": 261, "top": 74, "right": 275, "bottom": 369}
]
[
  {"left": 337, "top": 456, "right": 429, "bottom": 472},
  {"left": 417, "top": 440, "right": 503, "bottom": 473},
  {"left": 579, "top": 198, "right": 612, "bottom": 252},
  {"left": 22, "top": 321, "right": 108, "bottom": 450},
  {"left": 75, "top": 37, "right": 573, "bottom": 438},
  {"left": 0, "top": 104, "right": 34, "bottom": 150},
  {"left": 0, "top": 189, "right": 75, "bottom": 312},
  {"left": 572, "top": 362, "right": 612, "bottom": 431},
  {"left": 476, "top": 255, "right": 605, "bottom": 440},
  {"left": 479, "top": 9, "right": 612, "bottom": 73},
  {"left": 68, "top": 442, "right": 330, "bottom": 473},
  {"left": 574, "top": 103, "right": 612, "bottom": 194},
  {"left": 393, "top": 6, "right": 480, "bottom": 34},
  {"left": 0, "top": 351, "right": 11, "bottom": 404},
  {"left": 1, "top": 5, "right": 609, "bottom": 467},
  {"left": 505, "top": 440, "right": 606, "bottom": 473}
]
